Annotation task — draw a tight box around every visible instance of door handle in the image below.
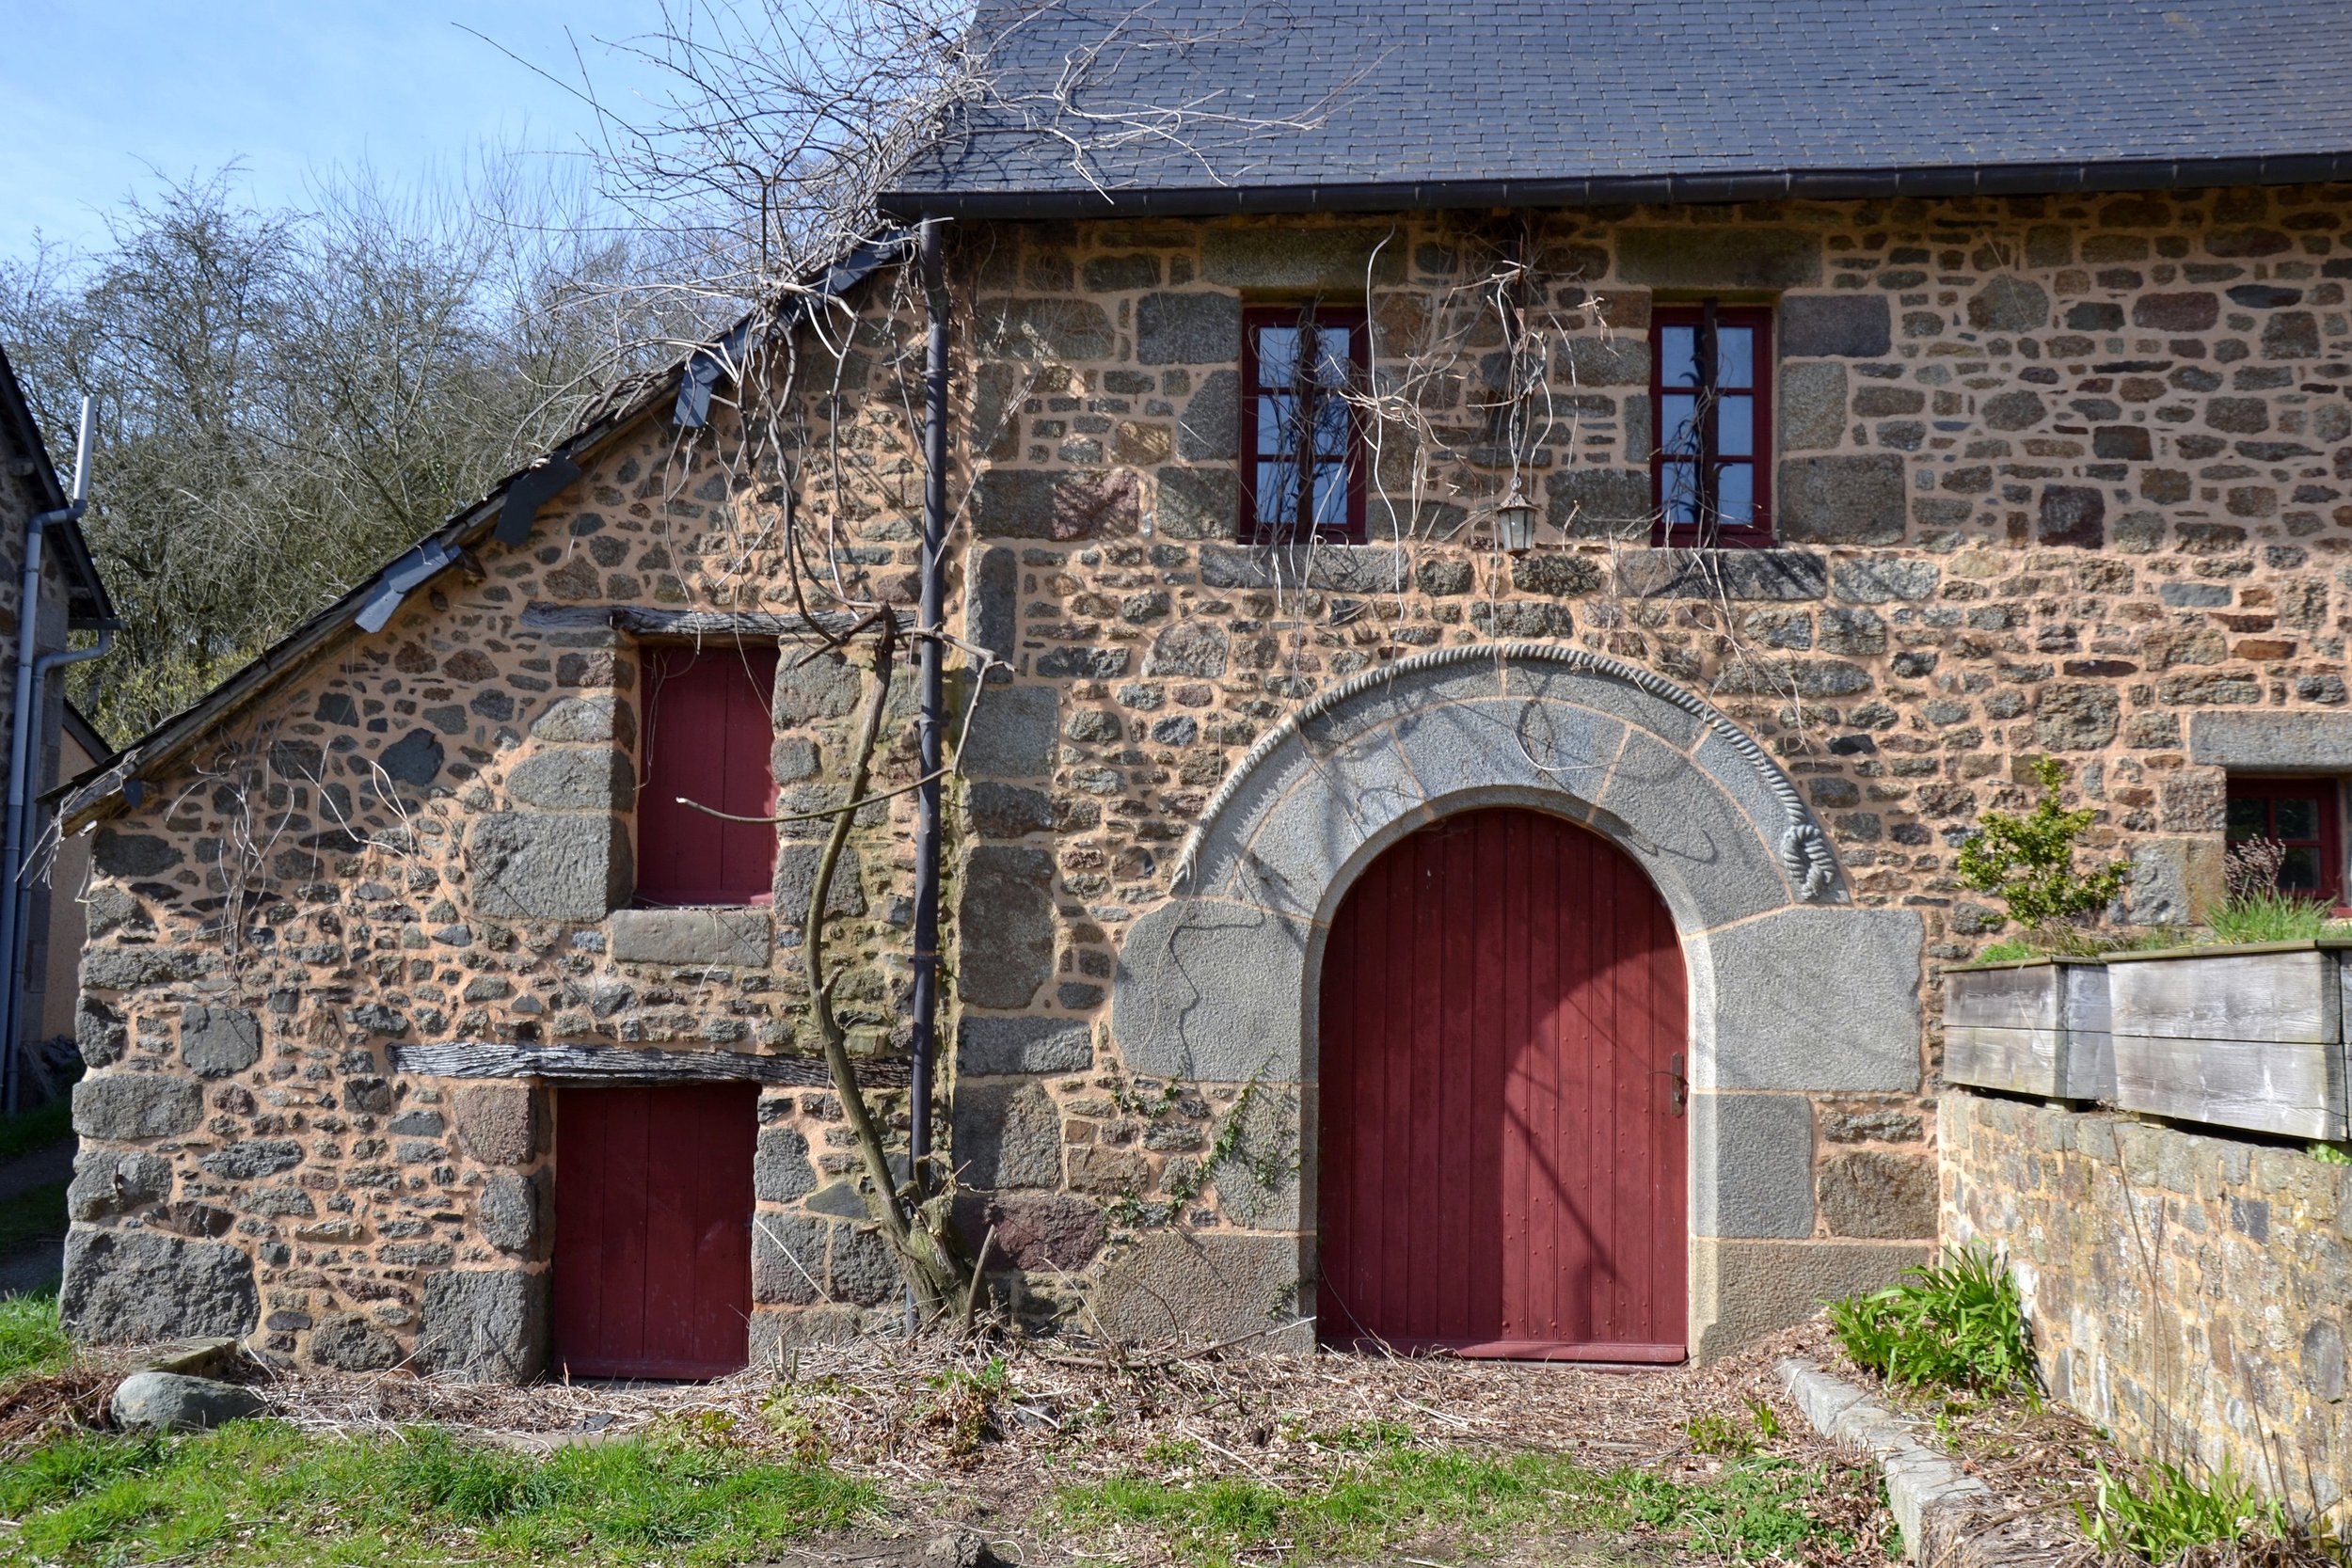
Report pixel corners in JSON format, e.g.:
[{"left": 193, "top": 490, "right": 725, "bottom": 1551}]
[{"left": 1666, "top": 1053, "right": 1686, "bottom": 1117}]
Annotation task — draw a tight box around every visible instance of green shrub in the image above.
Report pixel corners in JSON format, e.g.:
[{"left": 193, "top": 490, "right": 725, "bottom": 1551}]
[
  {"left": 1956, "top": 757, "right": 2130, "bottom": 933},
  {"left": 2075, "top": 1455, "right": 2284, "bottom": 1560},
  {"left": 1827, "top": 1246, "right": 2035, "bottom": 1393}
]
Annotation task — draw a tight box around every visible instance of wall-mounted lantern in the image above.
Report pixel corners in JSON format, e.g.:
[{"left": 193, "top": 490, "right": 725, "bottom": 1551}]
[{"left": 1493, "top": 475, "right": 1537, "bottom": 555}]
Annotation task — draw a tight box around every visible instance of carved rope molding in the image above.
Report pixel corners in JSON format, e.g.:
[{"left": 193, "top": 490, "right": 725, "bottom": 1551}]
[{"left": 1169, "top": 641, "right": 1840, "bottom": 901}]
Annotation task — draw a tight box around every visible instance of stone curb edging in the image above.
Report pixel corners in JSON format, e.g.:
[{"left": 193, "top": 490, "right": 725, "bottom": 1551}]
[{"left": 1776, "top": 1356, "right": 1995, "bottom": 1562}]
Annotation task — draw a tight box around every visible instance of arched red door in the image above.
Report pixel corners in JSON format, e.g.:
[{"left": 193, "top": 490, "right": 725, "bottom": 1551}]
[{"left": 1317, "top": 807, "right": 1689, "bottom": 1361}]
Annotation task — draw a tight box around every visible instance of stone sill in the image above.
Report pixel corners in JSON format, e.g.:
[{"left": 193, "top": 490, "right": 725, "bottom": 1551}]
[{"left": 607, "top": 907, "right": 774, "bottom": 967}]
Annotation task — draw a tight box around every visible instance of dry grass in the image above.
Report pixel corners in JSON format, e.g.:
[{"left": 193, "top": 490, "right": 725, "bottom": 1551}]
[{"left": 203, "top": 1320, "right": 1887, "bottom": 1563}]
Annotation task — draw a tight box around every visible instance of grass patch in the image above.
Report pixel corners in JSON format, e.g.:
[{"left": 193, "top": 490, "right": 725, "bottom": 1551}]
[
  {"left": 0, "top": 1180, "right": 68, "bottom": 1253},
  {"left": 1828, "top": 1246, "right": 2034, "bottom": 1394},
  {"left": 1054, "top": 1442, "right": 1869, "bottom": 1566},
  {"left": 2076, "top": 1455, "right": 2285, "bottom": 1560},
  {"left": 2206, "top": 891, "right": 2347, "bottom": 946},
  {"left": 1970, "top": 939, "right": 2042, "bottom": 963},
  {"left": 0, "top": 1291, "right": 71, "bottom": 1383},
  {"left": 0, "top": 1418, "right": 877, "bottom": 1566},
  {"left": 0, "top": 1100, "right": 72, "bottom": 1165}
]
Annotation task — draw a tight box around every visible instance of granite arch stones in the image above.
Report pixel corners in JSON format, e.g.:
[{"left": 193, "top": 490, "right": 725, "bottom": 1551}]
[{"left": 1107, "top": 642, "right": 1926, "bottom": 1360}]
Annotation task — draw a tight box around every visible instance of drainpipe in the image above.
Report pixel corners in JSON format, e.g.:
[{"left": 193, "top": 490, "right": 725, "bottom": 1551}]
[
  {"left": 909, "top": 217, "right": 949, "bottom": 1202},
  {"left": 0, "top": 397, "right": 95, "bottom": 1114}
]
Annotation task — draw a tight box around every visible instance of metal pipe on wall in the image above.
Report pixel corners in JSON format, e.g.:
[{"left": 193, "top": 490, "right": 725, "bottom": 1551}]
[{"left": 908, "top": 217, "right": 950, "bottom": 1196}]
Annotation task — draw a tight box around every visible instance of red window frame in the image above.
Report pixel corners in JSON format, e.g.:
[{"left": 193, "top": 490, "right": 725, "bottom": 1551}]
[
  {"left": 1649, "top": 302, "right": 1774, "bottom": 547},
  {"left": 1237, "top": 304, "right": 1370, "bottom": 542},
  {"left": 2226, "top": 775, "right": 2346, "bottom": 910},
  {"left": 635, "top": 644, "right": 780, "bottom": 907}
]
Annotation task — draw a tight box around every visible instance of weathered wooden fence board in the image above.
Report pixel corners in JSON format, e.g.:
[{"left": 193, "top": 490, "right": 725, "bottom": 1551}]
[
  {"left": 1943, "top": 961, "right": 2112, "bottom": 1100},
  {"left": 2107, "top": 949, "right": 2339, "bottom": 1045},
  {"left": 2110, "top": 1033, "right": 2345, "bottom": 1140},
  {"left": 2106, "top": 945, "right": 2349, "bottom": 1140}
]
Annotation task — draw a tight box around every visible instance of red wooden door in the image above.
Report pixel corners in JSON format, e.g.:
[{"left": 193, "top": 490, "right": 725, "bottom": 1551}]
[
  {"left": 1317, "top": 808, "right": 1689, "bottom": 1361},
  {"left": 553, "top": 1084, "right": 756, "bottom": 1379},
  {"left": 636, "top": 645, "right": 780, "bottom": 906}
]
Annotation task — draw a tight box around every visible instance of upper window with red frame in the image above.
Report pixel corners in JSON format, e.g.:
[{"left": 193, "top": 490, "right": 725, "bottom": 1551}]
[
  {"left": 2226, "top": 775, "right": 2344, "bottom": 908},
  {"left": 1651, "top": 303, "right": 1773, "bottom": 547},
  {"left": 1239, "top": 305, "right": 1368, "bottom": 542},
  {"left": 636, "top": 644, "right": 780, "bottom": 907}
]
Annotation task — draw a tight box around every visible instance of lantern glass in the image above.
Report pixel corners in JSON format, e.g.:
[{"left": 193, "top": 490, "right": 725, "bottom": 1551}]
[{"left": 1494, "top": 477, "right": 1536, "bottom": 555}]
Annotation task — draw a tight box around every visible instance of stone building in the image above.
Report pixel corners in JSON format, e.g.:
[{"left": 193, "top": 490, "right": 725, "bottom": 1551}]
[{"left": 48, "top": 0, "right": 2352, "bottom": 1376}]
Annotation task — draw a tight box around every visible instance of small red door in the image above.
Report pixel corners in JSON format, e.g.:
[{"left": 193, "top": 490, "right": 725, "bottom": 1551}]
[
  {"left": 553, "top": 1084, "right": 756, "bottom": 1378},
  {"left": 1317, "top": 808, "right": 1689, "bottom": 1361}
]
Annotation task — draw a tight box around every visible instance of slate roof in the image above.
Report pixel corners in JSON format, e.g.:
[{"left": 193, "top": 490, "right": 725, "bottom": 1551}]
[{"left": 885, "top": 0, "right": 2352, "bottom": 216}]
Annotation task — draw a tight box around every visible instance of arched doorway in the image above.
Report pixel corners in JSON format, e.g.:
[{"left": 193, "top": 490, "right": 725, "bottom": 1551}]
[{"left": 1316, "top": 806, "right": 1690, "bottom": 1361}]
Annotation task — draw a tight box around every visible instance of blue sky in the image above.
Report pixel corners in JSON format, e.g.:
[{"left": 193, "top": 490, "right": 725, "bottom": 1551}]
[{"left": 5, "top": 2, "right": 675, "bottom": 261}]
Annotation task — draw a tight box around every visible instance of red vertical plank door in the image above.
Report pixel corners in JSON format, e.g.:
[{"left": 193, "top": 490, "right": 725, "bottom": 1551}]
[
  {"left": 1317, "top": 807, "right": 1689, "bottom": 1361},
  {"left": 553, "top": 1084, "right": 757, "bottom": 1379},
  {"left": 636, "top": 645, "right": 780, "bottom": 906}
]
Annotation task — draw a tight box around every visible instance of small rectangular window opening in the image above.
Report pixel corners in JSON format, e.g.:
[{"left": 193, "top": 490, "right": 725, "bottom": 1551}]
[
  {"left": 1239, "top": 304, "right": 1369, "bottom": 542},
  {"left": 2225, "top": 774, "right": 2346, "bottom": 909},
  {"left": 636, "top": 644, "right": 780, "bottom": 907},
  {"left": 1650, "top": 302, "right": 1773, "bottom": 547}
]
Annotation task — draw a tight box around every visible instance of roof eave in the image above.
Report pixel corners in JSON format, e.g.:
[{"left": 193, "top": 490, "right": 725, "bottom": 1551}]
[{"left": 882, "top": 150, "right": 2352, "bottom": 220}]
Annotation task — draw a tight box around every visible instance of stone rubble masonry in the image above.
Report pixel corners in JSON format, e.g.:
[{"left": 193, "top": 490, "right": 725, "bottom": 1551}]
[
  {"left": 1945, "top": 1090, "right": 2352, "bottom": 1513},
  {"left": 58, "top": 182, "right": 2352, "bottom": 1370}
]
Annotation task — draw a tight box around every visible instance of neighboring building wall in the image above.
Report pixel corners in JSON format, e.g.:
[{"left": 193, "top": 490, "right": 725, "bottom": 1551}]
[
  {"left": 38, "top": 722, "right": 100, "bottom": 1044},
  {"left": 60, "top": 182, "right": 2352, "bottom": 1373},
  {"left": 1944, "top": 1088, "right": 2352, "bottom": 1514},
  {"left": 1, "top": 412, "right": 89, "bottom": 1085}
]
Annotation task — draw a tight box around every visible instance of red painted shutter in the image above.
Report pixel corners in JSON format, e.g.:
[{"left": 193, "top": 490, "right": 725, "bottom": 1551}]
[
  {"left": 636, "top": 646, "right": 780, "bottom": 905},
  {"left": 552, "top": 1084, "right": 757, "bottom": 1379},
  {"left": 1317, "top": 808, "right": 1689, "bottom": 1361}
]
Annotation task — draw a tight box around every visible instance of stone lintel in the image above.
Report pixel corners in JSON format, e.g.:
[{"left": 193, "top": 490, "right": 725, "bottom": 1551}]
[
  {"left": 389, "top": 1041, "right": 907, "bottom": 1088},
  {"left": 2187, "top": 711, "right": 2352, "bottom": 772}
]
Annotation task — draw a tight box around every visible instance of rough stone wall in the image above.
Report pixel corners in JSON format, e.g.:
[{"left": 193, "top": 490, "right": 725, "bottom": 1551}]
[
  {"left": 62, "top": 393, "right": 942, "bottom": 1373},
  {"left": 65, "top": 182, "right": 2352, "bottom": 1370},
  {"left": 1944, "top": 1089, "right": 2352, "bottom": 1513},
  {"left": 942, "top": 187, "right": 2352, "bottom": 1341}
]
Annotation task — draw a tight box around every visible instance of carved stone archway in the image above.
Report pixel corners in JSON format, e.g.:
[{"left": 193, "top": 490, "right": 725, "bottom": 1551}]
[{"left": 1100, "top": 645, "right": 1930, "bottom": 1361}]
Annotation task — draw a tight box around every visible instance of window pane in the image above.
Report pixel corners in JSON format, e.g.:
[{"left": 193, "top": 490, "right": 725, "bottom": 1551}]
[
  {"left": 1716, "top": 463, "right": 1755, "bottom": 525},
  {"left": 1661, "top": 394, "right": 1701, "bottom": 458},
  {"left": 2281, "top": 846, "right": 2322, "bottom": 892},
  {"left": 1310, "top": 327, "right": 1352, "bottom": 387},
  {"left": 1716, "top": 325, "right": 1755, "bottom": 388},
  {"left": 2227, "top": 798, "right": 2270, "bottom": 838},
  {"left": 1661, "top": 461, "right": 1702, "bottom": 525},
  {"left": 1311, "top": 463, "right": 1350, "bottom": 527},
  {"left": 1313, "top": 396, "right": 1349, "bottom": 457},
  {"left": 1659, "top": 325, "right": 1700, "bottom": 388},
  {"left": 1718, "top": 395, "right": 1754, "bottom": 457},
  {"left": 1255, "top": 326, "right": 1300, "bottom": 388},
  {"left": 1255, "top": 461, "right": 1300, "bottom": 524},
  {"left": 1257, "top": 394, "right": 1298, "bottom": 456},
  {"left": 2277, "top": 798, "right": 2321, "bottom": 841}
]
